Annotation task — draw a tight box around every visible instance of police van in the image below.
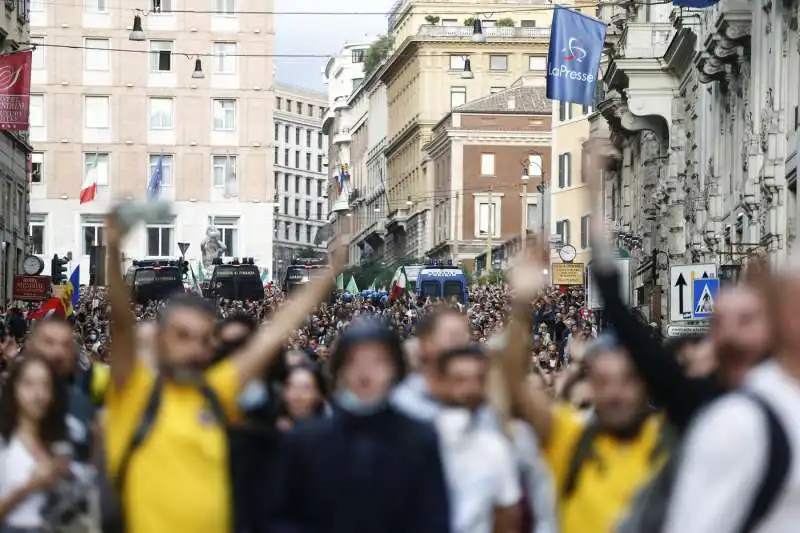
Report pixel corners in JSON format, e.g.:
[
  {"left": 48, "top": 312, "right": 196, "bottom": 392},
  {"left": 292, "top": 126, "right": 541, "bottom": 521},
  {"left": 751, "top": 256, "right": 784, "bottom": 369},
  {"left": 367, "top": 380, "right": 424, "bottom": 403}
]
[
  {"left": 283, "top": 257, "right": 328, "bottom": 294},
  {"left": 125, "top": 260, "right": 185, "bottom": 303},
  {"left": 415, "top": 262, "right": 469, "bottom": 303},
  {"left": 208, "top": 258, "right": 264, "bottom": 301}
]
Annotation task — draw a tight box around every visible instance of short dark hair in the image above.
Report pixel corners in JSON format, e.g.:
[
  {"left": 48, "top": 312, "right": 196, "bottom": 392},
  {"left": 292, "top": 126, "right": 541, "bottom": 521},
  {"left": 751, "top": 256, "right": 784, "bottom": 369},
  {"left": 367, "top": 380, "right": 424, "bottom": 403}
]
[
  {"left": 157, "top": 293, "right": 216, "bottom": 324},
  {"left": 415, "top": 307, "right": 463, "bottom": 340},
  {"left": 218, "top": 313, "right": 258, "bottom": 336},
  {"left": 436, "top": 344, "right": 486, "bottom": 375}
]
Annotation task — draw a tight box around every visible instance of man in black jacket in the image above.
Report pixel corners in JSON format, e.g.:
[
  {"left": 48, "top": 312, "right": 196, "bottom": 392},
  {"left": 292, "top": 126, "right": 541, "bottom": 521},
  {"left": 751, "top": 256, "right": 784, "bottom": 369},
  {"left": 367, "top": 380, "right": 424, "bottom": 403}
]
[{"left": 266, "top": 316, "right": 451, "bottom": 533}]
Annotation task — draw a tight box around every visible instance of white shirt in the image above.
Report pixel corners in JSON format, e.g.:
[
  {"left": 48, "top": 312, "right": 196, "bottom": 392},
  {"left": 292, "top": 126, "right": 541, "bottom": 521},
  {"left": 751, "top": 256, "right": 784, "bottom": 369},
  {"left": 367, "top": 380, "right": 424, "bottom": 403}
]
[
  {"left": 436, "top": 409, "right": 522, "bottom": 533},
  {"left": 0, "top": 437, "right": 46, "bottom": 528},
  {"left": 665, "top": 361, "right": 800, "bottom": 533}
]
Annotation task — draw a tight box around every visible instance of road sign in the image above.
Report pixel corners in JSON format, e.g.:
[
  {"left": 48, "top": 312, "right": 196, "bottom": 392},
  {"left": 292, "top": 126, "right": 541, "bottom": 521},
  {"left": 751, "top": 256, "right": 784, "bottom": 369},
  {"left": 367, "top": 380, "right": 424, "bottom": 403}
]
[
  {"left": 669, "top": 263, "right": 717, "bottom": 322},
  {"left": 178, "top": 242, "right": 190, "bottom": 255},
  {"left": 693, "top": 277, "right": 719, "bottom": 319},
  {"left": 666, "top": 323, "right": 710, "bottom": 338}
]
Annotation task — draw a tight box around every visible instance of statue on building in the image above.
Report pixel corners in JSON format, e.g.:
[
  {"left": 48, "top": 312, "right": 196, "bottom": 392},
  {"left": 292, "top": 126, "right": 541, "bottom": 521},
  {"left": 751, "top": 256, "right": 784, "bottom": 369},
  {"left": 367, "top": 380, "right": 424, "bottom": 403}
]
[{"left": 200, "top": 226, "right": 226, "bottom": 270}]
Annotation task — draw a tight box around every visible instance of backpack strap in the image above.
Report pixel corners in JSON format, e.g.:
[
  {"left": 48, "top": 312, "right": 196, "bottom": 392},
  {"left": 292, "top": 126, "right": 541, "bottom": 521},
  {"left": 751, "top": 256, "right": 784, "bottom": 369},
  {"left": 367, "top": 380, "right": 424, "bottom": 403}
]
[
  {"left": 114, "top": 376, "right": 163, "bottom": 493},
  {"left": 563, "top": 419, "right": 602, "bottom": 500},
  {"left": 648, "top": 421, "right": 675, "bottom": 465},
  {"left": 200, "top": 382, "right": 228, "bottom": 426},
  {"left": 737, "top": 391, "right": 792, "bottom": 533}
]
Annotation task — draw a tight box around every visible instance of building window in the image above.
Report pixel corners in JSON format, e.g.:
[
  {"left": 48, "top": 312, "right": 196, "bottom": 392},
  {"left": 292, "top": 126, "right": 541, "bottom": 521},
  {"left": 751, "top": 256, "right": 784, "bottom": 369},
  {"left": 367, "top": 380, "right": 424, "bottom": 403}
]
[
  {"left": 85, "top": 95, "right": 109, "bottom": 128},
  {"left": 84, "top": 153, "right": 109, "bottom": 186},
  {"left": 294, "top": 199, "right": 300, "bottom": 215},
  {"left": 81, "top": 219, "right": 104, "bottom": 256},
  {"left": 521, "top": 20, "right": 537, "bottom": 27},
  {"left": 31, "top": 152, "right": 44, "bottom": 184},
  {"left": 284, "top": 174, "right": 289, "bottom": 190},
  {"left": 274, "top": 123, "right": 279, "bottom": 140},
  {"left": 212, "top": 42, "right": 237, "bottom": 73},
  {"left": 556, "top": 219, "right": 571, "bottom": 245},
  {"left": 84, "top": 38, "right": 110, "bottom": 70},
  {"left": 480, "top": 153, "right": 495, "bottom": 176},
  {"left": 146, "top": 225, "right": 173, "bottom": 257},
  {"left": 449, "top": 55, "right": 465, "bottom": 70},
  {"left": 148, "top": 97, "right": 174, "bottom": 129},
  {"left": 305, "top": 180, "right": 311, "bottom": 195},
  {"left": 215, "top": 0, "right": 235, "bottom": 15},
  {"left": 273, "top": 147, "right": 278, "bottom": 164},
  {"left": 477, "top": 201, "right": 498, "bottom": 236},
  {"left": 305, "top": 153, "right": 311, "bottom": 170},
  {"left": 317, "top": 202, "right": 323, "bottom": 220},
  {"left": 283, "top": 149, "right": 289, "bottom": 166},
  {"left": 318, "top": 132, "right": 323, "bottom": 148},
  {"left": 29, "top": 94, "right": 44, "bottom": 126},
  {"left": 319, "top": 107, "right": 326, "bottom": 118},
  {"left": 306, "top": 129, "right": 311, "bottom": 147},
  {"left": 307, "top": 104, "right": 314, "bottom": 116},
  {"left": 317, "top": 181, "right": 323, "bottom": 197},
  {"left": 212, "top": 98, "right": 236, "bottom": 130},
  {"left": 306, "top": 225, "right": 312, "bottom": 242},
  {"left": 489, "top": 55, "right": 508, "bottom": 70},
  {"left": 558, "top": 153, "right": 571, "bottom": 188},
  {"left": 273, "top": 172, "right": 279, "bottom": 193},
  {"left": 558, "top": 101, "right": 572, "bottom": 122},
  {"left": 294, "top": 151, "right": 300, "bottom": 168},
  {"left": 295, "top": 176, "right": 301, "bottom": 193},
  {"left": 305, "top": 200, "right": 311, "bottom": 215},
  {"left": 284, "top": 124, "right": 290, "bottom": 142},
  {"left": 489, "top": 86, "right": 505, "bottom": 94},
  {"left": 285, "top": 99, "right": 291, "bottom": 111},
  {"left": 317, "top": 155, "right": 323, "bottom": 172},
  {"left": 450, "top": 86, "right": 467, "bottom": 109},
  {"left": 30, "top": 219, "right": 45, "bottom": 255},
  {"left": 580, "top": 215, "right": 591, "bottom": 249},
  {"left": 296, "top": 101, "right": 302, "bottom": 114},
  {"left": 528, "top": 56, "right": 546, "bottom": 71},
  {"left": 84, "top": 0, "right": 108, "bottom": 13},
  {"left": 276, "top": 96, "right": 281, "bottom": 109},
  {"left": 30, "top": 37, "right": 45, "bottom": 69},
  {"left": 442, "top": 18, "right": 458, "bottom": 25},
  {"left": 284, "top": 223, "right": 290, "bottom": 240},
  {"left": 295, "top": 224, "right": 301, "bottom": 241},
  {"left": 148, "top": 154, "right": 174, "bottom": 186},
  {"left": 215, "top": 219, "right": 239, "bottom": 257},
  {"left": 582, "top": 104, "right": 592, "bottom": 115},
  {"left": 352, "top": 48, "right": 365, "bottom": 63},
  {"left": 149, "top": 40, "right": 173, "bottom": 72},
  {"left": 152, "top": 0, "right": 173, "bottom": 12},
  {"left": 283, "top": 197, "right": 289, "bottom": 214},
  {"left": 294, "top": 128, "right": 300, "bottom": 145},
  {"left": 212, "top": 155, "right": 236, "bottom": 188}
]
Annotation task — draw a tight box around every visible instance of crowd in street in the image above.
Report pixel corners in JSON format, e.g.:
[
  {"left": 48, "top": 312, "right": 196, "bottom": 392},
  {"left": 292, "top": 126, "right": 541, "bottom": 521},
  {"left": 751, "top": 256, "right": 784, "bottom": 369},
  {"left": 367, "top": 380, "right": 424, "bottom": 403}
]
[{"left": 0, "top": 138, "right": 797, "bottom": 533}]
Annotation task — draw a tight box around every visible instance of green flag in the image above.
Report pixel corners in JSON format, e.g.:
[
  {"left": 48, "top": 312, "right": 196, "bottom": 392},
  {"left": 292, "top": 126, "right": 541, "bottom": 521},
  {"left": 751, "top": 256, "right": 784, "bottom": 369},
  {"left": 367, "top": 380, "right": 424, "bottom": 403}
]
[
  {"left": 261, "top": 268, "right": 269, "bottom": 282},
  {"left": 336, "top": 273, "right": 344, "bottom": 290},
  {"left": 345, "top": 275, "right": 359, "bottom": 293},
  {"left": 196, "top": 263, "right": 205, "bottom": 283},
  {"left": 368, "top": 278, "right": 377, "bottom": 291}
]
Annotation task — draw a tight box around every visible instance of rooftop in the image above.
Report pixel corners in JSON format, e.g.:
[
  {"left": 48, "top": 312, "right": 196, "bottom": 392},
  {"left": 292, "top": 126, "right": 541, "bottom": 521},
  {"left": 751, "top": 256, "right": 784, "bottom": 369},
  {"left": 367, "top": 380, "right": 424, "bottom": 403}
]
[{"left": 455, "top": 85, "right": 550, "bottom": 114}]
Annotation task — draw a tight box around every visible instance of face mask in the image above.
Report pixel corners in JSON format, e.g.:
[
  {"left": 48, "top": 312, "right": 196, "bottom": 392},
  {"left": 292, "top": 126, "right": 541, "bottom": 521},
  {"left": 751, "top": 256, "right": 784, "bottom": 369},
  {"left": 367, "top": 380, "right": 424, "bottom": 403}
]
[
  {"left": 238, "top": 380, "right": 269, "bottom": 411},
  {"left": 334, "top": 387, "right": 387, "bottom": 417}
]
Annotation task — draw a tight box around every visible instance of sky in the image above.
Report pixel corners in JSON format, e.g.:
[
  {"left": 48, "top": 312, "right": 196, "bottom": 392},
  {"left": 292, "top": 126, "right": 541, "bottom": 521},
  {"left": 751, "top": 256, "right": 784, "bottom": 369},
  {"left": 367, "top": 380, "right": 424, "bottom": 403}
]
[{"left": 273, "top": 0, "right": 396, "bottom": 93}]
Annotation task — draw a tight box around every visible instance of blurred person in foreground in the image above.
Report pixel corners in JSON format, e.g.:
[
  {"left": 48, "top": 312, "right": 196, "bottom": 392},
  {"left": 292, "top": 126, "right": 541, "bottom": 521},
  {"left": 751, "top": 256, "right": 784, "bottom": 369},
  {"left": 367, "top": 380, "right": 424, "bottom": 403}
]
[
  {"left": 103, "top": 208, "right": 347, "bottom": 533},
  {"left": 502, "top": 244, "right": 666, "bottom": 533},
  {"left": 664, "top": 254, "right": 800, "bottom": 533},
  {"left": 266, "top": 316, "right": 451, "bottom": 533}
]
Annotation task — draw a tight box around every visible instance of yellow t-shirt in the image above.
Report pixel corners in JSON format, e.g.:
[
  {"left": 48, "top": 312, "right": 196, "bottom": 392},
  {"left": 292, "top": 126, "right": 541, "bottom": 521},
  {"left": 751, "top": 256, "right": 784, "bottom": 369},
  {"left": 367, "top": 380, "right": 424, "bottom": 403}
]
[
  {"left": 544, "top": 404, "right": 664, "bottom": 533},
  {"left": 105, "top": 359, "right": 242, "bottom": 533}
]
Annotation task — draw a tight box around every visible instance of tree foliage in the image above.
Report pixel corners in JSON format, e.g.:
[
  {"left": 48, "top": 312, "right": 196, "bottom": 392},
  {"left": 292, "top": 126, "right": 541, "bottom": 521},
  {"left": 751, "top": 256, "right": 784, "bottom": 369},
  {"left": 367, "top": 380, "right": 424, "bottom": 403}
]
[
  {"left": 363, "top": 35, "right": 393, "bottom": 79},
  {"left": 424, "top": 15, "right": 440, "bottom": 24},
  {"left": 496, "top": 18, "right": 515, "bottom": 27},
  {"left": 463, "top": 16, "right": 475, "bottom": 26}
]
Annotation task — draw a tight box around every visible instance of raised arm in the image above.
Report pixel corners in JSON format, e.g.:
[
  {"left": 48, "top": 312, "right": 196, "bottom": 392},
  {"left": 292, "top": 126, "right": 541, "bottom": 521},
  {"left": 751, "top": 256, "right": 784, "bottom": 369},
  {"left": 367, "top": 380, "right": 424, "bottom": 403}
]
[
  {"left": 105, "top": 212, "right": 137, "bottom": 390},
  {"left": 230, "top": 239, "right": 347, "bottom": 384}
]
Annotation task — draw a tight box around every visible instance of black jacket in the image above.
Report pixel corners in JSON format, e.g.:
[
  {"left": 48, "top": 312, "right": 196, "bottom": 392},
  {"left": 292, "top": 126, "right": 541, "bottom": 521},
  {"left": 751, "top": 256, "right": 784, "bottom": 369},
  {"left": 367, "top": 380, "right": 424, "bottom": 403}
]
[{"left": 264, "top": 404, "right": 451, "bottom": 533}]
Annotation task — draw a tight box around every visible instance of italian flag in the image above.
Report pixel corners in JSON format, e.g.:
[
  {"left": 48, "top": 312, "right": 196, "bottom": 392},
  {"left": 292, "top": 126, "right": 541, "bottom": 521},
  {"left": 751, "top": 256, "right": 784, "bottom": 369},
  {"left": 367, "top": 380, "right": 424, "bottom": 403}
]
[{"left": 389, "top": 266, "right": 408, "bottom": 301}]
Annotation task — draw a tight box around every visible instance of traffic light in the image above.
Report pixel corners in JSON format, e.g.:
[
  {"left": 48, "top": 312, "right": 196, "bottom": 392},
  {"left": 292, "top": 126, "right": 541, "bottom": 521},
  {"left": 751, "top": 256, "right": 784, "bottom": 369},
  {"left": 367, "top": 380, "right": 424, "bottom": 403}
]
[
  {"left": 51, "top": 254, "right": 68, "bottom": 284},
  {"left": 180, "top": 260, "right": 189, "bottom": 280}
]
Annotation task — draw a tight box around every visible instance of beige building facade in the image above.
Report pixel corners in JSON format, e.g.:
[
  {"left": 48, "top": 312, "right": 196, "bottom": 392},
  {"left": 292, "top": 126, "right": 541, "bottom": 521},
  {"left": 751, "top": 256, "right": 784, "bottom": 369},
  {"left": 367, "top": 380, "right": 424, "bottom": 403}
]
[
  {"left": 380, "top": 0, "right": 552, "bottom": 259},
  {"left": 28, "top": 0, "right": 275, "bottom": 279}
]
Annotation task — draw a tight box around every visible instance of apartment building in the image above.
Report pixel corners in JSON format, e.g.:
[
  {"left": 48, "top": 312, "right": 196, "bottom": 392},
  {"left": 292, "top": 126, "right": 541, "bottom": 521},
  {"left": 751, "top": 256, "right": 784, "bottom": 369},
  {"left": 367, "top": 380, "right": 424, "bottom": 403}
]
[
  {"left": 28, "top": 0, "right": 275, "bottom": 278},
  {"left": 551, "top": 101, "right": 593, "bottom": 266},
  {"left": 0, "top": 1, "right": 32, "bottom": 307},
  {"left": 425, "top": 84, "right": 551, "bottom": 271},
  {"left": 380, "top": 0, "right": 552, "bottom": 259},
  {"left": 321, "top": 40, "right": 372, "bottom": 251},
  {"left": 272, "top": 83, "right": 328, "bottom": 283}
]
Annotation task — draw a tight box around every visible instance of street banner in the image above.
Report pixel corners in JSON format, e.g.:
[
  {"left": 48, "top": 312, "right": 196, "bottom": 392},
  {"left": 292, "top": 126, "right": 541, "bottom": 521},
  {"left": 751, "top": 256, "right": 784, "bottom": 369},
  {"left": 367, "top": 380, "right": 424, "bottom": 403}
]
[
  {"left": 0, "top": 50, "right": 32, "bottom": 130},
  {"left": 546, "top": 7, "right": 606, "bottom": 107}
]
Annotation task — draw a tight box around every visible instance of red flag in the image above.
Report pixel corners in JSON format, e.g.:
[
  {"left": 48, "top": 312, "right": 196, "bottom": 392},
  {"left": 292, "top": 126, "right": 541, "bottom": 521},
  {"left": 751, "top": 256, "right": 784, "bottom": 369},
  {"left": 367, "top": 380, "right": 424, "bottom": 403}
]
[
  {"left": 0, "top": 51, "right": 32, "bottom": 131},
  {"left": 28, "top": 298, "right": 67, "bottom": 320}
]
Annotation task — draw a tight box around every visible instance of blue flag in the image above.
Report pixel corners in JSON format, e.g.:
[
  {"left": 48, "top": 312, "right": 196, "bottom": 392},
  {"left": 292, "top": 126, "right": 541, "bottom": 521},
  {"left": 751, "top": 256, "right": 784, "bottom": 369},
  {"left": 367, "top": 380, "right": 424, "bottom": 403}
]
[
  {"left": 69, "top": 265, "right": 80, "bottom": 308},
  {"left": 147, "top": 155, "right": 164, "bottom": 201},
  {"left": 546, "top": 7, "right": 606, "bottom": 107},
  {"left": 672, "top": 0, "right": 719, "bottom": 7}
]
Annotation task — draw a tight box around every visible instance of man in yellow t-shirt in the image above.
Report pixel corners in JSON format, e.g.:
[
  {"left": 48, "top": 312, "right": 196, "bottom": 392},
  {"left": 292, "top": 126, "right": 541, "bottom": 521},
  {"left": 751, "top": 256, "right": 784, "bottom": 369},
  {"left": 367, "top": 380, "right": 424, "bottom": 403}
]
[{"left": 102, "top": 211, "right": 346, "bottom": 533}]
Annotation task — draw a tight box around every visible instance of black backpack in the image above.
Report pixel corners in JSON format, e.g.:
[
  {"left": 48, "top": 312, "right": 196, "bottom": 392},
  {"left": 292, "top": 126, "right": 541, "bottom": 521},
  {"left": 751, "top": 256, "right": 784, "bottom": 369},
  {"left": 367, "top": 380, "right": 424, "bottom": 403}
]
[
  {"left": 615, "top": 391, "right": 791, "bottom": 533},
  {"left": 98, "top": 376, "right": 229, "bottom": 533}
]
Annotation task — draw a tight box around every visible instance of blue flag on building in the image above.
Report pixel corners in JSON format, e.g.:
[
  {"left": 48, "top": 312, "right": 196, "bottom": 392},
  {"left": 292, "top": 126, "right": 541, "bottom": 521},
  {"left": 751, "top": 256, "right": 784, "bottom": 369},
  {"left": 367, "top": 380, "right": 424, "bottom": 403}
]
[
  {"left": 546, "top": 7, "right": 607, "bottom": 107},
  {"left": 147, "top": 155, "right": 164, "bottom": 201}
]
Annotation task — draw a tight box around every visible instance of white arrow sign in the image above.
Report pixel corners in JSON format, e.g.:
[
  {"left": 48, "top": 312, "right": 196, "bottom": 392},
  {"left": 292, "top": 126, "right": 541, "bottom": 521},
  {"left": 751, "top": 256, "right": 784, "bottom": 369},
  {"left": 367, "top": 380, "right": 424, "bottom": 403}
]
[{"left": 669, "top": 263, "right": 717, "bottom": 322}]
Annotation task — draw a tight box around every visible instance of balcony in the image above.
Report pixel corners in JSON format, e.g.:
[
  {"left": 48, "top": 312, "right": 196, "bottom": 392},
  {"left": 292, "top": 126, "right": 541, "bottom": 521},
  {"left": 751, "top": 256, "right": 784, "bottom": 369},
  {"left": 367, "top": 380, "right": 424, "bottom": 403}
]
[
  {"left": 332, "top": 128, "right": 351, "bottom": 145},
  {"left": 416, "top": 24, "right": 551, "bottom": 41}
]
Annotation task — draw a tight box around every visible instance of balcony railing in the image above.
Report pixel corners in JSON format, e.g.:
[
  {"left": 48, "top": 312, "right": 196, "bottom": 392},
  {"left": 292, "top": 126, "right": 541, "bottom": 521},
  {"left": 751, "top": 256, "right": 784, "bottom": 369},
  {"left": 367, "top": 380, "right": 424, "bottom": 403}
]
[{"left": 417, "top": 24, "right": 551, "bottom": 40}]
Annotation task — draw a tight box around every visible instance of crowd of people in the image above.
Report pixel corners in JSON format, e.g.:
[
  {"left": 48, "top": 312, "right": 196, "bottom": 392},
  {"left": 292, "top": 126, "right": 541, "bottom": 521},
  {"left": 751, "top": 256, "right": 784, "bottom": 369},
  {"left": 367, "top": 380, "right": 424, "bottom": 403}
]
[{"left": 0, "top": 137, "right": 794, "bottom": 533}]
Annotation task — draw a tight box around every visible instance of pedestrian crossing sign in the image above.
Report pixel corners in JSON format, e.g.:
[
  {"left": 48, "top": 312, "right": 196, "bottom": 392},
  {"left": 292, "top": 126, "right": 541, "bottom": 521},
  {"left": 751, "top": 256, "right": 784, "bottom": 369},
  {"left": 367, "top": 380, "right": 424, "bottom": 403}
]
[{"left": 692, "top": 278, "right": 719, "bottom": 319}]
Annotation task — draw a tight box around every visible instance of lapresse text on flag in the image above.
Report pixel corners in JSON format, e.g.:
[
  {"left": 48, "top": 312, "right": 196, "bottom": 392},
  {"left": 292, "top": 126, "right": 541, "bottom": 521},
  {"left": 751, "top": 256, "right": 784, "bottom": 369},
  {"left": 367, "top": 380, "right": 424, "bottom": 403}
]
[{"left": 546, "top": 6, "right": 607, "bottom": 107}]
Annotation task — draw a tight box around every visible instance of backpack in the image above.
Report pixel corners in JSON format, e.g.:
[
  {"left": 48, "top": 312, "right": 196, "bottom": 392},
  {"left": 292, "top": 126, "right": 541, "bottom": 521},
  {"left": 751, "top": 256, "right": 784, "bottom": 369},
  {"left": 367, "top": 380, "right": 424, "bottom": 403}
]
[
  {"left": 98, "top": 376, "right": 228, "bottom": 533},
  {"left": 615, "top": 391, "right": 791, "bottom": 533}
]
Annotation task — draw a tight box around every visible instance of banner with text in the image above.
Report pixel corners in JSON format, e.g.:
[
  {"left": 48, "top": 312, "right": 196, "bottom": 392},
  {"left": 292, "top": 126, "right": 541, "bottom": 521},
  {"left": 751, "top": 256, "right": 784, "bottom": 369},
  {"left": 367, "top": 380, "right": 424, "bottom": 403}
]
[
  {"left": 0, "top": 51, "right": 32, "bottom": 131},
  {"left": 552, "top": 262, "right": 585, "bottom": 286},
  {"left": 546, "top": 7, "right": 606, "bottom": 107}
]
